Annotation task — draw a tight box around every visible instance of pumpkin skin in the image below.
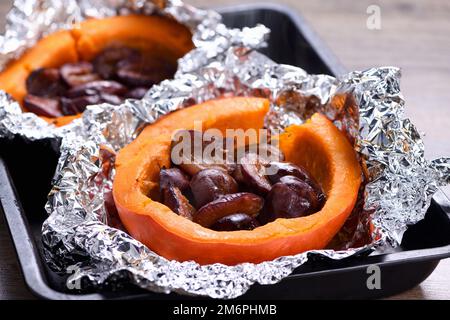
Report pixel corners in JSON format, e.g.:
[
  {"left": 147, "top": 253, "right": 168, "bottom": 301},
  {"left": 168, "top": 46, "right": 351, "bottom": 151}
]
[
  {"left": 113, "top": 97, "right": 361, "bottom": 265},
  {"left": 0, "top": 15, "right": 194, "bottom": 126}
]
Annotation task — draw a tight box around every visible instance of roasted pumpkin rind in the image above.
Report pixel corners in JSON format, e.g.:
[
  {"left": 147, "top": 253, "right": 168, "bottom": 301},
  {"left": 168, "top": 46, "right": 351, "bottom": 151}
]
[
  {"left": 0, "top": 15, "right": 194, "bottom": 126},
  {"left": 113, "top": 97, "right": 362, "bottom": 265}
]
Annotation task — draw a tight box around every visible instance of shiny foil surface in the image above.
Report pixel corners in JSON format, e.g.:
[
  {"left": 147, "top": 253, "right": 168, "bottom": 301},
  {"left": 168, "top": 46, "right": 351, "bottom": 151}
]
[
  {"left": 0, "top": 0, "right": 448, "bottom": 300},
  {"left": 0, "top": 0, "right": 268, "bottom": 139},
  {"left": 43, "top": 46, "right": 450, "bottom": 298}
]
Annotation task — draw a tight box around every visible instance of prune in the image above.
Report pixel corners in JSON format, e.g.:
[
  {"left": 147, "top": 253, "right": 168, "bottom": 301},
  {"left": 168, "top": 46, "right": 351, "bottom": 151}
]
[
  {"left": 162, "top": 185, "right": 195, "bottom": 220},
  {"left": 267, "top": 162, "right": 325, "bottom": 202},
  {"left": 23, "top": 46, "right": 160, "bottom": 118},
  {"left": 231, "top": 164, "right": 246, "bottom": 184},
  {"left": 194, "top": 192, "right": 263, "bottom": 227},
  {"left": 259, "top": 175, "right": 319, "bottom": 224},
  {"left": 278, "top": 175, "right": 320, "bottom": 209},
  {"left": 65, "top": 80, "right": 127, "bottom": 98},
  {"left": 266, "top": 162, "right": 311, "bottom": 184},
  {"left": 60, "top": 94, "right": 123, "bottom": 115},
  {"left": 190, "top": 168, "right": 238, "bottom": 208},
  {"left": 116, "top": 57, "right": 176, "bottom": 87},
  {"left": 93, "top": 47, "right": 140, "bottom": 79},
  {"left": 240, "top": 153, "right": 272, "bottom": 194},
  {"left": 159, "top": 167, "right": 190, "bottom": 193},
  {"left": 26, "top": 68, "right": 67, "bottom": 97},
  {"left": 98, "top": 94, "right": 123, "bottom": 105},
  {"left": 171, "top": 130, "right": 234, "bottom": 175},
  {"left": 125, "top": 87, "right": 148, "bottom": 99},
  {"left": 211, "top": 213, "right": 260, "bottom": 231},
  {"left": 60, "top": 62, "right": 100, "bottom": 87},
  {"left": 23, "top": 95, "right": 63, "bottom": 118}
]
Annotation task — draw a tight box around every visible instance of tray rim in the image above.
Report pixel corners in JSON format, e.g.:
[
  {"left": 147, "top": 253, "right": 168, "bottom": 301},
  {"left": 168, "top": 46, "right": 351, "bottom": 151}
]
[{"left": 0, "top": 3, "right": 449, "bottom": 300}]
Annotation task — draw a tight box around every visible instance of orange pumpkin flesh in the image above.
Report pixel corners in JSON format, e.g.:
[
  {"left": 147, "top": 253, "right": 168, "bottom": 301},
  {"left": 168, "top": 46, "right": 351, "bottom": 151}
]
[
  {"left": 0, "top": 15, "right": 194, "bottom": 126},
  {"left": 0, "top": 30, "right": 79, "bottom": 106},
  {"left": 113, "top": 97, "right": 362, "bottom": 265}
]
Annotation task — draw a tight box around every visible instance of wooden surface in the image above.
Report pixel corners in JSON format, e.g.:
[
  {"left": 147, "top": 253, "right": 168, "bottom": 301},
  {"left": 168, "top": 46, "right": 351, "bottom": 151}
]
[{"left": 1, "top": 0, "right": 450, "bottom": 300}]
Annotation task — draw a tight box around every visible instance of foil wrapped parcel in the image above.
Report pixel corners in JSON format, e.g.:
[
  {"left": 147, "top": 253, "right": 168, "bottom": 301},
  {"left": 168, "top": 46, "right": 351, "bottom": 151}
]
[
  {"left": 42, "top": 45, "right": 450, "bottom": 298},
  {"left": 2, "top": 0, "right": 449, "bottom": 300},
  {"left": 0, "top": 0, "right": 269, "bottom": 139}
]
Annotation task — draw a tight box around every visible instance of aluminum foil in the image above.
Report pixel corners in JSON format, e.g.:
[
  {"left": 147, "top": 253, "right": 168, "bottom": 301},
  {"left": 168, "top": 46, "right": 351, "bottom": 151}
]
[
  {"left": 4, "top": 0, "right": 448, "bottom": 300},
  {"left": 41, "top": 43, "right": 450, "bottom": 298},
  {"left": 0, "top": 0, "right": 269, "bottom": 140}
]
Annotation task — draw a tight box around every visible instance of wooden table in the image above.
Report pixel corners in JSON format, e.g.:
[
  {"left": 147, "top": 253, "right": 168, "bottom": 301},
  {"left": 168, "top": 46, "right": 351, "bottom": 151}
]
[{"left": 1, "top": 0, "right": 449, "bottom": 300}]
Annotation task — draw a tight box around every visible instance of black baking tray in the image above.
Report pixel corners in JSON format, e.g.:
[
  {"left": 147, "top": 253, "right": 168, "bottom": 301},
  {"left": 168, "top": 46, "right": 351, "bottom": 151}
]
[{"left": 1, "top": 3, "right": 450, "bottom": 300}]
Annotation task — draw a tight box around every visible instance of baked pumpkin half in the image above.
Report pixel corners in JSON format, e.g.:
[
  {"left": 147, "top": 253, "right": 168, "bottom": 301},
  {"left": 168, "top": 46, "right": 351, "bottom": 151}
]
[
  {"left": 0, "top": 15, "right": 193, "bottom": 127},
  {"left": 113, "top": 97, "right": 361, "bottom": 265}
]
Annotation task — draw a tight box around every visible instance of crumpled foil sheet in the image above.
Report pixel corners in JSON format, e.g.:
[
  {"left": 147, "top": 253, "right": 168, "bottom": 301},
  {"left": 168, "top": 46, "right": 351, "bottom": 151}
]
[
  {"left": 42, "top": 43, "right": 450, "bottom": 298},
  {"left": 0, "top": 0, "right": 269, "bottom": 140}
]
